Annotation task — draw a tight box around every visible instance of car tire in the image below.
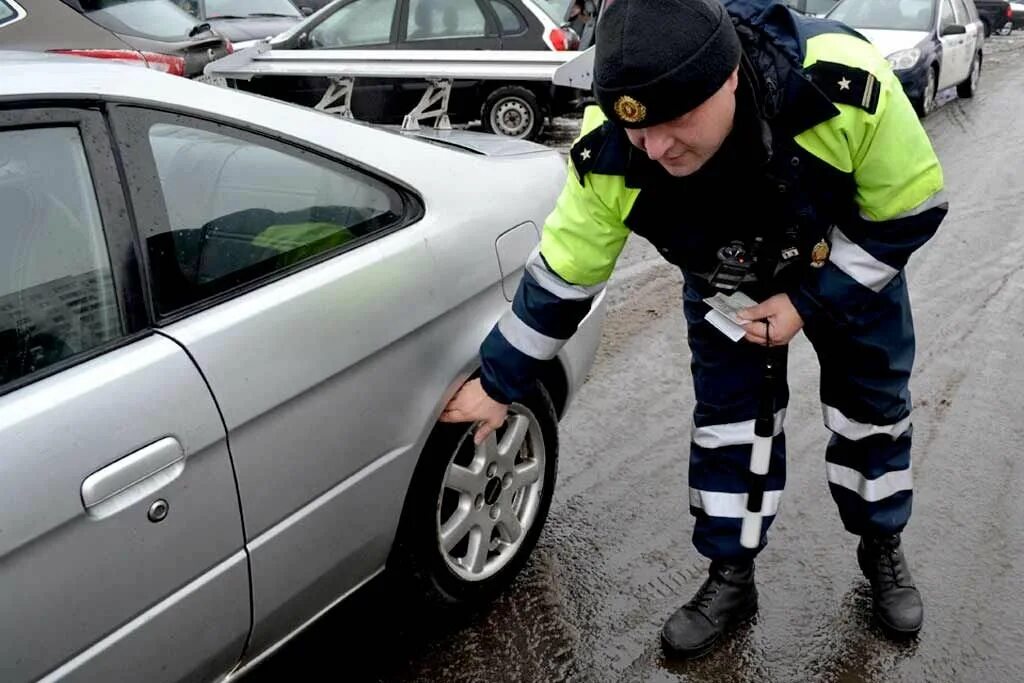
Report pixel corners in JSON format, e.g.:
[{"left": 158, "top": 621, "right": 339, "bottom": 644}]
[
  {"left": 388, "top": 381, "right": 559, "bottom": 610},
  {"left": 915, "top": 65, "right": 938, "bottom": 117},
  {"left": 982, "top": 18, "right": 992, "bottom": 37},
  {"left": 481, "top": 86, "right": 545, "bottom": 140},
  {"left": 957, "top": 53, "right": 982, "bottom": 98}
]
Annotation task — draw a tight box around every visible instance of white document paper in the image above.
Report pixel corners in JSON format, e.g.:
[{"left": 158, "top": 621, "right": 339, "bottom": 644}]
[{"left": 703, "top": 291, "right": 760, "bottom": 342}]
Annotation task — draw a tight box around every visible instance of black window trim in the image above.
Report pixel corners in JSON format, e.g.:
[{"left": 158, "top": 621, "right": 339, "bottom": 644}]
[
  {"left": 0, "top": 104, "right": 150, "bottom": 397},
  {"left": 106, "top": 102, "right": 425, "bottom": 326}
]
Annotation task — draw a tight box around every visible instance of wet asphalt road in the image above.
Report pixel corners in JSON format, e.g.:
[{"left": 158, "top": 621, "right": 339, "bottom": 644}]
[{"left": 246, "top": 35, "right": 1024, "bottom": 683}]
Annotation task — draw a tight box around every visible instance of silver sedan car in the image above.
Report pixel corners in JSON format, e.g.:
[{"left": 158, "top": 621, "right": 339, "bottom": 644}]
[{"left": 0, "top": 51, "right": 606, "bottom": 682}]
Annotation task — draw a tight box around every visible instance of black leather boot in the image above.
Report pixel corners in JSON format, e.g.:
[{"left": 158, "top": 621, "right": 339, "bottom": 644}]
[
  {"left": 858, "top": 534, "right": 924, "bottom": 637},
  {"left": 661, "top": 561, "right": 758, "bottom": 659}
]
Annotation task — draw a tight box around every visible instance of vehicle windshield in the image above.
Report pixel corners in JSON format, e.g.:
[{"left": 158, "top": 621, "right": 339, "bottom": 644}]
[
  {"left": 529, "top": 0, "right": 574, "bottom": 22},
  {"left": 828, "top": 0, "right": 935, "bottom": 31},
  {"left": 80, "top": 0, "right": 202, "bottom": 40},
  {"left": 198, "top": 0, "right": 300, "bottom": 19}
]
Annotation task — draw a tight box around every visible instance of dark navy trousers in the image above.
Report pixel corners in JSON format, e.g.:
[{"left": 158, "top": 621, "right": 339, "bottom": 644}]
[{"left": 682, "top": 273, "right": 916, "bottom": 561}]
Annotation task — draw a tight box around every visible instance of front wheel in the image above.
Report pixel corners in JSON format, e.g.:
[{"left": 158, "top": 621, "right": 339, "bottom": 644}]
[
  {"left": 480, "top": 86, "right": 545, "bottom": 140},
  {"left": 915, "top": 66, "right": 938, "bottom": 117},
  {"left": 388, "top": 382, "right": 559, "bottom": 608},
  {"left": 957, "top": 53, "right": 982, "bottom": 98}
]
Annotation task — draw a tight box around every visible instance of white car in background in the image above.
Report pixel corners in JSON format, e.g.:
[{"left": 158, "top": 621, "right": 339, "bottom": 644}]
[{"left": 827, "top": 0, "right": 984, "bottom": 115}]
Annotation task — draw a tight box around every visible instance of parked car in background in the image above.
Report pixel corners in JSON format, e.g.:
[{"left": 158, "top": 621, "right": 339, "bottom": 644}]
[
  {"left": 972, "top": 0, "right": 1012, "bottom": 34},
  {"left": 1007, "top": 0, "right": 1023, "bottom": 28},
  {"left": 233, "top": 0, "right": 588, "bottom": 140},
  {"left": 172, "top": 0, "right": 304, "bottom": 50},
  {"left": 0, "top": 0, "right": 199, "bottom": 73},
  {"left": 827, "top": 0, "right": 983, "bottom": 116},
  {"left": 53, "top": 0, "right": 232, "bottom": 77},
  {"left": 0, "top": 49, "right": 606, "bottom": 683}
]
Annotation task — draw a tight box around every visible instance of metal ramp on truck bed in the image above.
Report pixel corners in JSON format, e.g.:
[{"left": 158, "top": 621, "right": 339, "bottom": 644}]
[{"left": 204, "top": 42, "right": 595, "bottom": 131}]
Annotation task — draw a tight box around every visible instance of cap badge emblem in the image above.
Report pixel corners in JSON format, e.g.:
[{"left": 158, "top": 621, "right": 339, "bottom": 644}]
[
  {"left": 614, "top": 95, "right": 647, "bottom": 124},
  {"left": 810, "top": 239, "right": 830, "bottom": 268}
]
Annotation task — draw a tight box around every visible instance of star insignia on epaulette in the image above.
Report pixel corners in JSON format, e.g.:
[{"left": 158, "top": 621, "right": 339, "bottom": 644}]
[
  {"left": 838, "top": 77, "right": 851, "bottom": 91},
  {"left": 580, "top": 148, "right": 591, "bottom": 161}
]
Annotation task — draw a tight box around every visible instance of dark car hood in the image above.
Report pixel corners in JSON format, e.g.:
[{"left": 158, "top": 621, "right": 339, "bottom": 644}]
[{"left": 205, "top": 17, "right": 299, "bottom": 42}]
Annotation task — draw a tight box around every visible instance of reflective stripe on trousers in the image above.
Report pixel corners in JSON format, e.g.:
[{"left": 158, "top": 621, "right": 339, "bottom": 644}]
[{"left": 682, "top": 274, "right": 915, "bottom": 562}]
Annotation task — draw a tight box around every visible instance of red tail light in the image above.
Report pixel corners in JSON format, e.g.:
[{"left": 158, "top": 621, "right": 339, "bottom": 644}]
[
  {"left": 48, "top": 49, "right": 186, "bottom": 76},
  {"left": 1008, "top": 6, "right": 1013, "bottom": 17},
  {"left": 548, "top": 27, "right": 579, "bottom": 51}
]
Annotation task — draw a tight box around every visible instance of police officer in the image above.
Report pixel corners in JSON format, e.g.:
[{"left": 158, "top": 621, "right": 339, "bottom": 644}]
[{"left": 440, "top": 0, "right": 947, "bottom": 658}]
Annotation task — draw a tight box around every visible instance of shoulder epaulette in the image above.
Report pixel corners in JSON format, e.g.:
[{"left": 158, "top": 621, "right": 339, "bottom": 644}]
[
  {"left": 569, "top": 121, "right": 629, "bottom": 186},
  {"left": 805, "top": 60, "right": 881, "bottom": 115}
]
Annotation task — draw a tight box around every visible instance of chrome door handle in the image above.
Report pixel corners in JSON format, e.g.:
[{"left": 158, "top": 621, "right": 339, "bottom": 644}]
[{"left": 81, "top": 437, "right": 185, "bottom": 519}]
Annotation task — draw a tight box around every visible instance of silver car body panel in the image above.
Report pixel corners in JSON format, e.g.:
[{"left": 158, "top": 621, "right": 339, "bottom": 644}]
[
  {"left": 0, "top": 52, "right": 606, "bottom": 679},
  {"left": 0, "top": 334, "right": 249, "bottom": 682}
]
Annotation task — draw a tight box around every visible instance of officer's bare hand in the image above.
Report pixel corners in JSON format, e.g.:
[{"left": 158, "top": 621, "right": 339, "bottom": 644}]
[
  {"left": 737, "top": 293, "right": 804, "bottom": 346},
  {"left": 439, "top": 378, "right": 510, "bottom": 445}
]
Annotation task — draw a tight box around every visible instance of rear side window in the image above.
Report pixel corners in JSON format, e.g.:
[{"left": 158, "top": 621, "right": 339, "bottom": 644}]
[
  {"left": 0, "top": 0, "right": 26, "bottom": 27},
  {"left": 142, "top": 122, "right": 407, "bottom": 314},
  {"left": 407, "top": 0, "right": 487, "bottom": 40},
  {"left": 490, "top": 0, "right": 526, "bottom": 34},
  {"left": 0, "top": 127, "right": 123, "bottom": 387},
  {"left": 308, "top": 0, "right": 397, "bottom": 47}
]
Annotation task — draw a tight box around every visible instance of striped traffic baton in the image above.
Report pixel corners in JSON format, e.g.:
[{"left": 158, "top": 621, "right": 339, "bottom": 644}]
[{"left": 740, "top": 320, "right": 775, "bottom": 549}]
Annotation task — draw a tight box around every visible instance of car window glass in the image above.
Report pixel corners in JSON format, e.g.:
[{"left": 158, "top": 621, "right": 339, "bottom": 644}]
[
  {"left": 0, "top": 127, "right": 123, "bottom": 387},
  {"left": 79, "top": 0, "right": 201, "bottom": 41},
  {"left": 953, "top": 0, "right": 973, "bottom": 23},
  {"left": 940, "top": 0, "right": 957, "bottom": 27},
  {"left": 144, "top": 123, "right": 405, "bottom": 314},
  {"left": 828, "top": 0, "right": 934, "bottom": 30},
  {"left": 0, "top": 0, "right": 24, "bottom": 27},
  {"left": 490, "top": 0, "right": 525, "bottom": 33},
  {"left": 407, "top": 0, "right": 487, "bottom": 41},
  {"left": 308, "top": 0, "right": 397, "bottom": 48}
]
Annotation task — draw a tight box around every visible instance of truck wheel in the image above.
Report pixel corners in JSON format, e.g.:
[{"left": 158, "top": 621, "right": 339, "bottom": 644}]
[
  {"left": 481, "top": 86, "right": 545, "bottom": 140},
  {"left": 982, "top": 18, "right": 991, "bottom": 37}
]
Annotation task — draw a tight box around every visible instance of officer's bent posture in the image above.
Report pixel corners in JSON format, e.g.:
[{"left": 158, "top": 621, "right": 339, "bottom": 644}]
[{"left": 442, "top": 0, "right": 947, "bottom": 658}]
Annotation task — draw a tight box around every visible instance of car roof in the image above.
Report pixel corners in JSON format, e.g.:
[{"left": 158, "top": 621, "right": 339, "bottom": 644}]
[{"left": 0, "top": 50, "right": 442, "bottom": 181}]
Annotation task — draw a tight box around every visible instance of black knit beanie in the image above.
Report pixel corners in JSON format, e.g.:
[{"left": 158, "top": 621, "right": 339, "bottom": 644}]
[{"left": 594, "top": 0, "right": 742, "bottom": 128}]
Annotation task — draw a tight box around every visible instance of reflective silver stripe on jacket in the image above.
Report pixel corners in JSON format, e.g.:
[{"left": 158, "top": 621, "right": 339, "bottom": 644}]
[
  {"left": 860, "top": 189, "right": 948, "bottom": 221},
  {"left": 822, "top": 405, "right": 911, "bottom": 441},
  {"left": 526, "top": 246, "right": 606, "bottom": 301},
  {"left": 828, "top": 226, "right": 899, "bottom": 293},
  {"left": 497, "top": 309, "right": 564, "bottom": 360},
  {"left": 689, "top": 488, "right": 783, "bottom": 518},
  {"left": 826, "top": 463, "right": 913, "bottom": 502},
  {"left": 691, "top": 409, "right": 787, "bottom": 449}
]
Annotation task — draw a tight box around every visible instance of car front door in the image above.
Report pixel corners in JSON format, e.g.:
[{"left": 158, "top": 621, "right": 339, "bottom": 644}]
[
  {"left": 953, "top": 0, "right": 982, "bottom": 70},
  {"left": 938, "top": 0, "right": 969, "bottom": 87},
  {"left": 0, "top": 107, "right": 249, "bottom": 682},
  {"left": 108, "top": 105, "right": 439, "bottom": 664}
]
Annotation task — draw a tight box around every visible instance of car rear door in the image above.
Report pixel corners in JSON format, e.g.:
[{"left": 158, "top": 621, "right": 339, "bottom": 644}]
[
  {"left": 107, "top": 105, "right": 437, "bottom": 663},
  {"left": 0, "top": 107, "right": 249, "bottom": 682},
  {"left": 395, "top": 0, "right": 502, "bottom": 116}
]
